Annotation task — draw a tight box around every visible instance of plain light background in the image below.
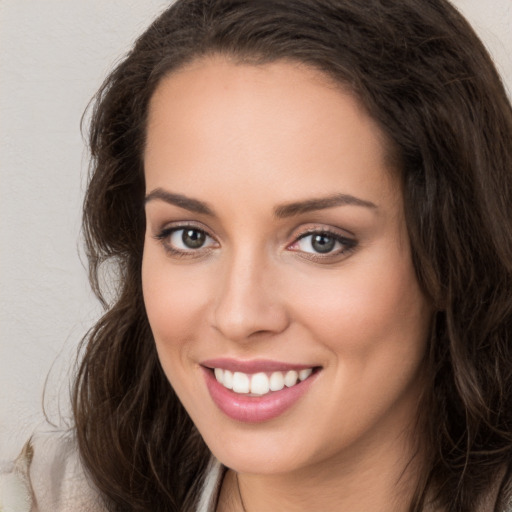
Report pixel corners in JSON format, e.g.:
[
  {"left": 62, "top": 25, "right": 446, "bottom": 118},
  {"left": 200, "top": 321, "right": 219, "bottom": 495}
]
[{"left": 1, "top": 0, "right": 511, "bottom": 460}]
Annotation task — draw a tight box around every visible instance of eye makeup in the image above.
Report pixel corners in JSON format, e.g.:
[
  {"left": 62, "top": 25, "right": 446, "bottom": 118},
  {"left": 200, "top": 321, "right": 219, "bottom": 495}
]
[{"left": 152, "top": 220, "right": 358, "bottom": 263}]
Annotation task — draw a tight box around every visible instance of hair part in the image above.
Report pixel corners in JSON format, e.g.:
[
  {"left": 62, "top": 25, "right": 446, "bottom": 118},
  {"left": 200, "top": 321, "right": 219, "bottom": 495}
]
[{"left": 74, "top": 1, "right": 512, "bottom": 510}]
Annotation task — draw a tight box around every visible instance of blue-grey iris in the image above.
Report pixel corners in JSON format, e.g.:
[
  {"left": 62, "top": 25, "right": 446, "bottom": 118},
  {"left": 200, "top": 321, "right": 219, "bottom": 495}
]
[{"left": 312, "top": 234, "right": 335, "bottom": 253}]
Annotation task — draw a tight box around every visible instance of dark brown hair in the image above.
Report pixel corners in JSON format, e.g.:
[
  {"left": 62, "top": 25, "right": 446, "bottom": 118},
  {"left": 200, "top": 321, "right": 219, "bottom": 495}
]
[{"left": 73, "top": 1, "right": 512, "bottom": 510}]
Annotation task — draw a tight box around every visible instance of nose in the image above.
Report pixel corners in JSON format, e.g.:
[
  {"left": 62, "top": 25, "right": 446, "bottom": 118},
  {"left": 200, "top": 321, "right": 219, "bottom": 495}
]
[{"left": 211, "top": 250, "right": 289, "bottom": 342}]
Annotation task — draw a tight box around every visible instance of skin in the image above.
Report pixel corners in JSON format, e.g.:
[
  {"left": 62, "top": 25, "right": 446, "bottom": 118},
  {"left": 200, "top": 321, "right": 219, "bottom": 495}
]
[{"left": 142, "top": 56, "right": 432, "bottom": 511}]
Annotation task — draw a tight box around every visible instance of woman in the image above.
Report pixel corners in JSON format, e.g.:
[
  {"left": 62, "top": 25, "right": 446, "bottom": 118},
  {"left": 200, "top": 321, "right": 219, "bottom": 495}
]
[{"left": 3, "top": 0, "right": 512, "bottom": 511}]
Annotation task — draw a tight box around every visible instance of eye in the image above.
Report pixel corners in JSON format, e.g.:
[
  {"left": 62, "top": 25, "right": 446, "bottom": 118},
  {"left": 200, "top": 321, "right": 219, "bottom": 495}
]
[
  {"left": 289, "top": 230, "right": 357, "bottom": 258},
  {"left": 154, "top": 225, "right": 218, "bottom": 256},
  {"left": 298, "top": 233, "right": 337, "bottom": 254},
  {"left": 172, "top": 228, "right": 209, "bottom": 250}
]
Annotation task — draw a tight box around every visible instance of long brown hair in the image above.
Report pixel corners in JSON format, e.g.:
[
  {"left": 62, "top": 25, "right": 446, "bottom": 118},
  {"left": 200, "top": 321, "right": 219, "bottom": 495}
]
[{"left": 74, "top": 1, "right": 512, "bottom": 510}]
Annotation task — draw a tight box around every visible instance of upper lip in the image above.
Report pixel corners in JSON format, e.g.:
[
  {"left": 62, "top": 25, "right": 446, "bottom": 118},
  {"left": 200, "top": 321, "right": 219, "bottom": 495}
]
[{"left": 201, "top": 358, "right": 318, "bottom": 373}]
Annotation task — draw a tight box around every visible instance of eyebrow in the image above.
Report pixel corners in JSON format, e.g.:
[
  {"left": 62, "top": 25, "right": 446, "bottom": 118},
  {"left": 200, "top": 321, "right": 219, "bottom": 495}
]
[
  {"left": 144, "top": 188, "right": 377, "bottom": 218},
  {"left": 274, "top": 193, "right": 377, "bottom": 218},
  {"left": 144, "top": 188, "right": 215, "bottom": 216}
]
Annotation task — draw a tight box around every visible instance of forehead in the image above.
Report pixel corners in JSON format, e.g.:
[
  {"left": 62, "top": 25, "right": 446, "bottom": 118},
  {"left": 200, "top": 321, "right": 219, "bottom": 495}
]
[{"left": 144, "top": 56, "right": 400, "bottom": 210}]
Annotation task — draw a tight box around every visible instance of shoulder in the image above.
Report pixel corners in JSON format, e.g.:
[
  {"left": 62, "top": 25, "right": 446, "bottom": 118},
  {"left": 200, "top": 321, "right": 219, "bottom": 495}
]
[{"left": 0, "top": 429, "right": 106, "bottom": 512}]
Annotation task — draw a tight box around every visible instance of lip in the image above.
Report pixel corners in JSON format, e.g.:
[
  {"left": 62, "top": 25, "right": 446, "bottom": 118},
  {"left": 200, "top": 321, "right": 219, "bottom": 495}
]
[
  {"left": 201, "top": 360, "right": 320, "bottom": 423},
  {"left": 201, "top": 358, "right": 315, "bottom": 374}
]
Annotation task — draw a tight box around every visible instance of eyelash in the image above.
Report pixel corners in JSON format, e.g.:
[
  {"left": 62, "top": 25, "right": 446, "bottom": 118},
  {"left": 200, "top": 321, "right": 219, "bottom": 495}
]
[
  {"left": 153, "top": 224, "right": 357, "bottom": 261},
  {"left": 153, "top": 224, "right": 217, "bottom": 259},
  {"left": 290, "top": 228, "right": 357, "bottom": 261}
]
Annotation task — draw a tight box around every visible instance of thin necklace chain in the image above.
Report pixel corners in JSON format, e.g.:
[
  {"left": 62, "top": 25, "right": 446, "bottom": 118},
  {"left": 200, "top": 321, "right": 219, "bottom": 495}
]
[{"left": 235, "top": 472, "right": 248, "bottom": 512}]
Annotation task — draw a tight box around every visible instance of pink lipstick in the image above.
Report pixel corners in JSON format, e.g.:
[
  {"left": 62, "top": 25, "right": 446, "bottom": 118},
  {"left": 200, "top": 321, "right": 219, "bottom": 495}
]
[{"left": 201, "top": 359, "right": 320, "bottom": 423}]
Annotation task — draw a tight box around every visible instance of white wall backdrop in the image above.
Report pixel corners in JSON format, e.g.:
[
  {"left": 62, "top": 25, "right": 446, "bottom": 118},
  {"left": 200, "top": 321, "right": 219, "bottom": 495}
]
[
  {"left": 0, "top": 0, "right": 170, "bottom": 460},
  {"left": 0, "top": 1, "right": 511, "bottom": 460}
]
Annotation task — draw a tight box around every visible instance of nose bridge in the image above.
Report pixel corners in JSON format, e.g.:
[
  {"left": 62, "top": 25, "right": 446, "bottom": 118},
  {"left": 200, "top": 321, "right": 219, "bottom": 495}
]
[{"left": 212, "top": 244, "right": 288, "bottom": 341}]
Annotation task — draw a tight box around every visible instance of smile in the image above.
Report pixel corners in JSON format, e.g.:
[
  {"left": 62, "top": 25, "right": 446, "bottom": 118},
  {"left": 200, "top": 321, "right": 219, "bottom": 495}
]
[
  {"left": 213, "top": 368, "right": 313, "bottom": 396},
  {"left": 201, "top": 359, "right": 321, "bottom": 422}
]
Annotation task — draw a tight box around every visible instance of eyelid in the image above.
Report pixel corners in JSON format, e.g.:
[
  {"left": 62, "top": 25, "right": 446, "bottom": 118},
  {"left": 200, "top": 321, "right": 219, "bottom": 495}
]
[
  {"left": 287, "top": 223, "right": 355, "bottom": 243},
  {"left": 286, "top": 224, "right": 358, "bottom": 260},
  {"left": 153, "top": 219, "right": 214, "bottom": 236},
  {"left": 153, "top": 221, "right": 219, "bottom": 257}
]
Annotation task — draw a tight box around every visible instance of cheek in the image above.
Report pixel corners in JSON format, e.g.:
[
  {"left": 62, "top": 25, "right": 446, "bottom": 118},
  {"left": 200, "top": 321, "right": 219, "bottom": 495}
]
[
  {"left": 141, "top": 249, "right": 215, "bottom": 407},
  {"left": 289, "top": 250, "right": 430, "bottom": 358},
  {"left": 286, "top": 254, "right": 430, "bottom": 443},
  {"left": 141, "top": 248, "right": 211, "bottom": 354}
]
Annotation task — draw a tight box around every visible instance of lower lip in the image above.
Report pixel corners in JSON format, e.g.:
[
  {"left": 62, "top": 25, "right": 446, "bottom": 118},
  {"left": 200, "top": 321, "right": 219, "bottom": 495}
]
[{"left": 202, "top": 367, "right": 318, "bottom": 423}]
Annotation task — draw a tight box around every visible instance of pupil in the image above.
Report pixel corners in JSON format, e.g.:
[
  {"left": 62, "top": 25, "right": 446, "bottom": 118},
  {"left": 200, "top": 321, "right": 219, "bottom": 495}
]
[
  {"left": 312, "top": 234, "right": 335, "bottom": 253},
  {"left": 182, "top": 229, "right": 205, "bottom": 249}
]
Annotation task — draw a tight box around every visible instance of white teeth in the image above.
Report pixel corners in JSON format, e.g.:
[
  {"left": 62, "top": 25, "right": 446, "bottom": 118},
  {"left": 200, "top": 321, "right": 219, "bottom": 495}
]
[
  {"left": 269, "top": 371, "right": 285, "bottom": 391},
  {"left": 299, "top": 368, "right": 312, "bottom": 381},
  {"left": 284, "top": 370, "right": 298, "bottom": 387},
  {"left": 213, "top": 367, "right": 314, "bottom": 395},
  {"left": 250, "top": 372, "right": 270, "bottom": 395},
  {"left": 223, "top": 370, "right": 233, "bottom": 389},
  {"left": 232, "top": 372, "right": 250, "bottom": 393}
]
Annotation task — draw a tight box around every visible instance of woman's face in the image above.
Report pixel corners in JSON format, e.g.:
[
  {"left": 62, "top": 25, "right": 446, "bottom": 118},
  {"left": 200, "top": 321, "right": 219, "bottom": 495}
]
[{"left": 142, "top": 57, "right": 431, "bottom": 476}]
